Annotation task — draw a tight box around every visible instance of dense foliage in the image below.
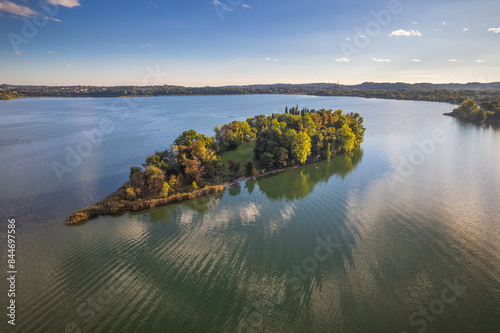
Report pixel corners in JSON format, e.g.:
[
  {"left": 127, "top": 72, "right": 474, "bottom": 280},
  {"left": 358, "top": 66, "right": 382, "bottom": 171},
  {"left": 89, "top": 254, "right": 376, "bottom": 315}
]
[
  {"left": 0, "top": 91, "right": 22, "bottom": 100},
  {"left": 453, "top": 99, "right": 500, "bottom": 122},
  {"left": 125, "top": 107, "right": 365, "bottom": 201},
  {"left": 252, "top": 109, "right": 364, "bottom": 170}
]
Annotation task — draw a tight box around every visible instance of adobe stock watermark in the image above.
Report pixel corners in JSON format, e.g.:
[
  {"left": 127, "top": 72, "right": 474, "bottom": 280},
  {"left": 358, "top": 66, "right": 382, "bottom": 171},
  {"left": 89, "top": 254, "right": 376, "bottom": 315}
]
[
  {"left": 51, "top": 63, "right": 169, "bottom": 183},
  {"left": 142, "top": 65, "right": 169, "bottom": 85},
  {"left": 399, "top": 276, "right": 467, "bottom": 333},
  {"left": 7, "top": 1, "right": 62, "bottom": 54},
  {"left": 64, "top": 272, "right": 133, "bottom": 333},
  {"left": 51, "top": 98, "right": 138, "bottom": 183},
  {"left": 236, "top": 234, "right": 340, "bottom": 332},
  {"left": 339, "top": 0, "right": 403, "bottom": 59},
  {"left": 386, "top": 128, "right": 447, "bottom": 191},
  {"left": 212, "top": 0, "right": 248, "bottom": 22}
]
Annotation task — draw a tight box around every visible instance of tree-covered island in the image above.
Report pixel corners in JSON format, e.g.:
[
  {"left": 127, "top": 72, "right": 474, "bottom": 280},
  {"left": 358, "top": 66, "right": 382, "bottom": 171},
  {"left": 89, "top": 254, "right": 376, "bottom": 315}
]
[
  {"left": 444, "top": 99, "right": 500, "bottom": 123},
  {"left": 66, "top": 107, "right": 365, "bottom": 224}
]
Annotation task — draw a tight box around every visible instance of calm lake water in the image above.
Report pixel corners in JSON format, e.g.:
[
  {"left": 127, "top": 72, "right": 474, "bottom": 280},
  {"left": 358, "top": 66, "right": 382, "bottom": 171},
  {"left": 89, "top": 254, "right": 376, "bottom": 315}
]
[{"left": 0, "top": 95, "right": 499, "bottom": 333}]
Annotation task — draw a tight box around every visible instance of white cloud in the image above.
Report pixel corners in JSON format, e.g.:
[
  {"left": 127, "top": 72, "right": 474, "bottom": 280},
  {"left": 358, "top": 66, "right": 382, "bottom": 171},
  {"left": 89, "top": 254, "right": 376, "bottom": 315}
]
[
  {"left": 0, "top": 0, "right": 37, "bottom": 17},
  {"left": 372, "top": 58, "right": 391, "bottom": 62},
  {"left": 147, "top": 1, "right": 159, "bottom": 9},
  {"left": 409, "top": 59, "right": 421, "bottom": 63},
  {"left": 448, "top": 59, "right": 462, "bottom": 62},
  {"left": 242, "top": 4, "right": 251, "bottom": 9},
  {"left": 488, "top": 27, "right": 500, "bottom": 34},
  {"left": 212, "top": 0, "right": 233, "bottom": 12},
  {"left": 345, "top": 37, "right": 350, "bottom": 41},
  {"left": 264, "top": 57, "right": 271, "bottom": 61},
  {"left": 441, "top": 21, "right": 446, "bottom": 26},
  {"left": 335, "top": 57, "right": 349, "bottom": 63},
  {"left": 475, "top": 59, "right": 485, "bottom": 63},
  {"left": 44, "top": 0, "right": 81, "bottom": 8},
  {"left": 412, "top": 21, "right": 418, "bottom": 25},
  {"left": 42, "top": 16, "right": 61, "bottom": 22},
  {"left": 462, "top": 28, "right": 469, "bottom": 32},
  {"left": 389, "top": 29, "right": 422, "bottom": 37}
]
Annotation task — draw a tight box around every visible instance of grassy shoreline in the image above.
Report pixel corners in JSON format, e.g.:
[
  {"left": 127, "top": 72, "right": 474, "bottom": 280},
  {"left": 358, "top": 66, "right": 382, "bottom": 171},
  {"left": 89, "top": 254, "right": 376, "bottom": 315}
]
[
  {"left": 65, "top": 185, "right": 225, "bottom": 225},
  {"left": 65, "top": 156, "right": 330, "bottom": 225}
]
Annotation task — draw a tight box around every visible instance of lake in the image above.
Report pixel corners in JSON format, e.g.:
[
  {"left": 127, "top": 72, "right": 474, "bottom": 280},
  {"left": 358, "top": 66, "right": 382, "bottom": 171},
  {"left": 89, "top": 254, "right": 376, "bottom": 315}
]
[{"left": 0, "top": 95, "right": 499, "bottom": 333}]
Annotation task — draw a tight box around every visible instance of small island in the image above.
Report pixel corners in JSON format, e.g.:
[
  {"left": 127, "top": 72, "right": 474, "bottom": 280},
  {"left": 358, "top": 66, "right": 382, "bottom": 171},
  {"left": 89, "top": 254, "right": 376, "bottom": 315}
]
[
  {"left": 66, "top": 107, "right": 365, "bottom": 224},
  {"left": 444, "top": 99, "right": 500, "bottom": 124}
]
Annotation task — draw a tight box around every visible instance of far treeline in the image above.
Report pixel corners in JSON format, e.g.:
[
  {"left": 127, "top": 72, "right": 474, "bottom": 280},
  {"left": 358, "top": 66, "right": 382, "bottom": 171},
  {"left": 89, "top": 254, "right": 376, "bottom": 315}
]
[
  {"left": 2, "top": 83, "right": 500, "bottom": 104},
  {"left": 447, "top": 99, "right": 500, "bottom": 123},
  {"left": 66, "top": 107, "right": 365, "bottom": 224}
]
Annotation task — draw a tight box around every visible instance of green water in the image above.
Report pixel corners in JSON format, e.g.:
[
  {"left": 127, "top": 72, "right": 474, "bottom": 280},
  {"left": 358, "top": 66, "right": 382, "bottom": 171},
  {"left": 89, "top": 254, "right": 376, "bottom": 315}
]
[{"left": 0, "top": 95, "right": 499, "bottom": 332}]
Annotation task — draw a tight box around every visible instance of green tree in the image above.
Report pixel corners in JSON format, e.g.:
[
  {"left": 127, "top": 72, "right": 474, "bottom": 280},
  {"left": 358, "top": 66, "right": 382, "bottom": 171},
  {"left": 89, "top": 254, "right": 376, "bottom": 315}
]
[
  {"left": 143, "top": 166, "right": 166, "bottom": 197},
  {"left": 228, "top": 160, "right": 241, "bottom": 176}
]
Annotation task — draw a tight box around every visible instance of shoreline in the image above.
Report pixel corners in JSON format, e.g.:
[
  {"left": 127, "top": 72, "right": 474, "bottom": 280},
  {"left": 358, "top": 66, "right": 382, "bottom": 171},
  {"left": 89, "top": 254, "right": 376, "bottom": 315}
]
[
  {"left": 65, "top": 159, "right": 324, "bottom": 225},
  {"left": 0, "top": 92, "right": 464, "bottom": 105},
  {"left": 443, "top": 111, "right": 500, "bottom": 124}
]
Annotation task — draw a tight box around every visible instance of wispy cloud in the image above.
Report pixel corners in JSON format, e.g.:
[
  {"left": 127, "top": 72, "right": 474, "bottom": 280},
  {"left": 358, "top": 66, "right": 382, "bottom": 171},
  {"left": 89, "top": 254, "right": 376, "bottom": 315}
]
[
  {"left": 45, "top": 0, "right": 81, "bottom": 8},
  {"left": 42, "top": 16, "right": 62, "bottom": 22},
  {"left": 335, "top": 57, "right": 349, "bottom": 63},
  {"left": 448, "top": 59, "right": 462, "bottom": 62},
  {"left": 48, "top": 51, "right": 55, "bottom": 54},
  {"left": 147, "top": 1, "right": 159, "bottom": 9},
  {"left": 264, "top": 57, "right": 271, "bottom": 61},
  {"left": 462, "top": 28, "right": 469, "bottom": 32},
  {"left": 412, "top": 21, "right": 418, "bottom": 25},
  {"left": 0, "top": 0, "right": 36, "bottom": 17},
  {"left": 487, "top": 27, "right": 500, "bottom": 34},
  {"left": 409, "top": 59, "right": 421, "bottom": 63},
  {"left": 372, "top": 58, "right": 391, "bottom": 63},
  {"left": 242, "top": 4, "right": 251, "bottom": 9},
  {"left": 212, "top": 0, "right": 233, "bottom": 12},
  {"left": 435, "top": 29, "right": 443, "bottom": 32},
  {"left": 389, "top": 29, "right": 422, "bottom": 37},
  {"left": 475, "top": 59, "right": 485, "bottom": 63}
]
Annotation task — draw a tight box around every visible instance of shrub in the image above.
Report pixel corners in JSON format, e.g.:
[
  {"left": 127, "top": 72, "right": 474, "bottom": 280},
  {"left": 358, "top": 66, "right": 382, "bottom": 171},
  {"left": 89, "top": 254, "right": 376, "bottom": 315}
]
[{"left": 125, "top": 187, "right": 137, "bottom": 201}]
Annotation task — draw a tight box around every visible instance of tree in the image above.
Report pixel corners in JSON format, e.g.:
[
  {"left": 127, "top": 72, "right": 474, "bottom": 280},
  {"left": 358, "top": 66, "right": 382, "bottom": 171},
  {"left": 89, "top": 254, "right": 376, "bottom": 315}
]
[
  {"left": 457, "top": 99, "right": 479, "bottom": 117},
  {"left": 129, "top": 166, "right": 145, "bottom": 194},
  {"left": 185, "top": 159, "right": 203, "bottom": 183},
  {"left": 174, "top": 129, "right": 217, "bottom": 151},
  {"left": 245, "top": 160, "right": 258, "bottom": 176},
  {"left": 143, "top": 166, "right": 166, "bottom": 197},
  {"left": 335, "top": 124, "right": 356, "bottom": 153},
  {"left": 228, "top": 160, "right": 240, "bottom": 176},
  {"left": 285, "top": 129, "right": 311, "bottom": 164}
]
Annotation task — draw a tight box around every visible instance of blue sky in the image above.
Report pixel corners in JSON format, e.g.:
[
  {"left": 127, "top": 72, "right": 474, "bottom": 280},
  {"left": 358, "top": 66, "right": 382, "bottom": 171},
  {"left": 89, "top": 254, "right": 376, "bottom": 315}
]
[{"left": 0, "top": 0, "right": 499, "bottom": 86}]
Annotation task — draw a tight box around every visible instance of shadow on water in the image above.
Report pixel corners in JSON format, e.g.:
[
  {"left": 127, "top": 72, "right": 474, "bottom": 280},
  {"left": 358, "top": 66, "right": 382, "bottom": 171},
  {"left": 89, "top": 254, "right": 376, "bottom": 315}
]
[{"left": 256, "top": 148, "right": 363, "bottom": 201}]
